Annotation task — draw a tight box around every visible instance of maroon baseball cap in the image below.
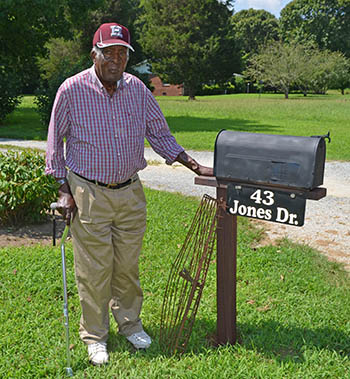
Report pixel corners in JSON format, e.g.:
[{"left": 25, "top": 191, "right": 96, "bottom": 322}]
[{"left": 93, "top": 22, "right": 134, "bottom": 51}]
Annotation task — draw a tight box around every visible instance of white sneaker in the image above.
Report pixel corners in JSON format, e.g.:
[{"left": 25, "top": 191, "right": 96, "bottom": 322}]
[
  {"left": 88, "top": 342, "right": 109, "bottom": 365},
  {"left": 126, "top": 330, "right": 152, "bottom": 349}
]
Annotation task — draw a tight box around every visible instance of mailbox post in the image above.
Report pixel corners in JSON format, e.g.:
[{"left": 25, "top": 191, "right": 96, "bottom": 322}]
[
  {"left": 216, "top": 185, "right": 237, "bottom": 345},
  {"left": 194, "top": 176, "right": 238, "bottom": 345},
  {"left": 195, "top": 130, "right": 329, "bottom": 346}
]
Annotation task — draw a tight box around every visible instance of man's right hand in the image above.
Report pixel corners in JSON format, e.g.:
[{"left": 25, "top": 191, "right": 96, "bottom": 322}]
[{"left": 56, "top": 181, "right": 76, "bottom": 225}]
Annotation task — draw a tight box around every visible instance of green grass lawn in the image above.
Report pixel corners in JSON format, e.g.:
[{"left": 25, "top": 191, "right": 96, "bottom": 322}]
[
  {"left": 1, "top": 189, "right": 349, "bottom": 378},
  {"left": 1, "top": 93, "right": 349, "bottom": 161},
  {"left": 0, "top": 96, "right": 48, "bottom": 140},
  {"left": 156, "top": 93, "right": 350, "bottom": 161}
]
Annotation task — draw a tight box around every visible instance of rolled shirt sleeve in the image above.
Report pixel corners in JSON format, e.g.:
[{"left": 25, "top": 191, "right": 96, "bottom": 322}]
[
  {"left": 145, "top": 90, "right": 184, "bottom": 164},
  {"left": 45, "top": 86, "right": 70, "bottom": 178}
]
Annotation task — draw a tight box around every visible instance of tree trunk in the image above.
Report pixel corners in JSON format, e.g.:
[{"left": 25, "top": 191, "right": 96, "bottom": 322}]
[
  {"left": 282, "top": 84, "right": 289, "bottom": 99},
  {"left": 187, "top": 85, "right": 196, "bottom": 100},
  {"left": 188, "top": 92, "right": 196, "bottom": 100}
]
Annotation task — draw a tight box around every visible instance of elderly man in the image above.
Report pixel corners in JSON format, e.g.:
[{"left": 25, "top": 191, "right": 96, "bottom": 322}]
[{"left": 46, "top": 22, "right": 213, "bottom": 365}]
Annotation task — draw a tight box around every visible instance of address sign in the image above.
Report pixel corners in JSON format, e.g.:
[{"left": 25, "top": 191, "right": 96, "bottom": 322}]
[{"left": 227, "top": 184, "right": 306, "bottom": 227}]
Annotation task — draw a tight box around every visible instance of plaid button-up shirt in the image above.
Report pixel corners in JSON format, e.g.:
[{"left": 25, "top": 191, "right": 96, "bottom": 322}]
[{"left": 45, "top": 66, "right": 184, "bottom": 183}]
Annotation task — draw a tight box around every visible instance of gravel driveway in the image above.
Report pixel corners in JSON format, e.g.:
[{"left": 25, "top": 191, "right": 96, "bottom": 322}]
[
  {"left": 139, "top": 150, "right": 350, "bottom": 271},
  {"left": 1, "top": 139, "right": 349, "bottom": 271}
]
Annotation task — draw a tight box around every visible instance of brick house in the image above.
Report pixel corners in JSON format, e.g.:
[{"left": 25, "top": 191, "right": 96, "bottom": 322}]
[
  {"left": 132, "top": 61, "right": 184, "bottom": 96},
  {"left": 149, "top": 75, "right": 184, "bottom": 96}
]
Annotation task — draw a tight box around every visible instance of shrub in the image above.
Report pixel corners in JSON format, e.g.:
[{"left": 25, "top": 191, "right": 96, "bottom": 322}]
[
  {"left": 0, "top": 150, "right": 57, "bottom": 226},
  {"left": 34, "top": 37, "right": 90, "bottom": 127},
  {"left": 35, "top": 57, "right": 89, "bottom": 127},
  {"left": 197, "top": 82, "right": 238, "bottom": 96},
  {"left": 198, "top": 83, "right": 225, "bottom": 96},
  {"left": 233, "top": 76, "right": 247, "bottom": 93},
  {"left": 37, "top": 38, "right": 83, "bottom": 83},
  {"left": 0, "top": 64, "right": 22, "bottom": 124}
]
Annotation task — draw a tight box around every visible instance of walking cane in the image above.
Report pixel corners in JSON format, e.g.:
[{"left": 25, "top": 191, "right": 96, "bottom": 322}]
[{"left": 51, "top": 203, "right": 74, "bottom": 377}]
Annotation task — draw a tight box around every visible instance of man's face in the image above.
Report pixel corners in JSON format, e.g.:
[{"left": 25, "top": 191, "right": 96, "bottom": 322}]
[{"left": 92, "top": 45, "right": 129, "bottom": 84}]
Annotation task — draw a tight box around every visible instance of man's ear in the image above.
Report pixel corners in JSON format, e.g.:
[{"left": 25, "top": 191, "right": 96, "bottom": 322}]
[{"left": 90, "top": 50, "right": 96, "bottom": 62}]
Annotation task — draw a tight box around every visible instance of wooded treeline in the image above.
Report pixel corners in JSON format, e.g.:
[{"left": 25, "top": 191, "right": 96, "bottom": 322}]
[{"left": 1, "top": 0, "right": 350, "bottom": 122}]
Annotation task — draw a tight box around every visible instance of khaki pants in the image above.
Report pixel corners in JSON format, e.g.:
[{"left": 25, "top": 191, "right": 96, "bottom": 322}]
[{"left": 67, "top": 171, "right": 147, "bottom": 344}]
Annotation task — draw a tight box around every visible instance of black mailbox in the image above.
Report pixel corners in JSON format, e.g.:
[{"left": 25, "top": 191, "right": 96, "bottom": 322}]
[{"left": 214, "top": 130, "right": 327, "bottom": 190}]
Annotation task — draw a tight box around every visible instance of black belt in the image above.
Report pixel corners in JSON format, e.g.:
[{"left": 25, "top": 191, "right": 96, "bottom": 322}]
[{"left": 73, "top": 172, "right": 136, "bottom": 189}]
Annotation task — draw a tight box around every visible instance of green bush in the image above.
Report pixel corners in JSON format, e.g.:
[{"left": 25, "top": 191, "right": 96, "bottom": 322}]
[
  {"left": 197, "top": 80, "right": 245, "bottom": 96},
  {"left": 0, "top": 150, "right": 57, "bottom": 226},
  {"left": 199, "top": 83, "right": 225, "bottom": 96},
  {"left": 233, "top": 75, "right": 247, "bottom": 93},
  {"left": 35, "top": 56, "right": 89, "bottom": 127},
  {"left": 0, "top": 64, "right": 22, "bottom": 124},
  {"left": 34, "top": 37, "right": 90, "bottom": 126}
]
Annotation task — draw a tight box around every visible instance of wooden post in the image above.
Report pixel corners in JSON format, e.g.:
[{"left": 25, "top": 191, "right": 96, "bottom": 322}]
[
  {"left": 194, "top": 176, "right": 237, "bottom": 345},
  {"left": 216, "top": 186, "right": 237, "bottom": 345}
]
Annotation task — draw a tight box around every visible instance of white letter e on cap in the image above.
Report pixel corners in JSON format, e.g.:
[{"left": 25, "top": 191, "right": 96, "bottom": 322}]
[{"left": 110, "top": 25, "right": 123, "bottom": 38}]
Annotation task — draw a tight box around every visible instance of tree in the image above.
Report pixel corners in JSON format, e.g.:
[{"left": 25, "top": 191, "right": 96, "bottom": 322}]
[
  {"left": 34, "top": 0, "right": 150, "bottom": 127},
  {"left": 308, "top": 50, "right": 350, "bottom": 94},
  {"left": 0, "top": 0, "right": 104, "bottom": 61},
  {"left": 293, "top": 45, "right": 320, "bottom": 96},
  {"left": 0, "top": 63, "right": 22, "bottom": 124},
  {"left": 329, "top": 53, "right": 350, "bottom": 95},
  {"left": 280, "top": 0, "right": 350, "bottom": 58},
  {"left": 245, "top": 41, "right": 350, "bottom": 98},
  {"left": 245, "top": 41, "right": 311, "bottom": 99},
  {"left": 0, "top": 0, "right": 103, "bottom": 122},
  {"left": 231, "top": 9, "right": 279, "bottom": 64},
  {"left": 138, "top": 0, "right": 240, "bottom": 99},
  {"left": 35, "top": 38, "right": 89, "bottom": 126},
  {"left": 79, "top": 0, "right": 144, "bottom": 67},
  {"left": 37, "top": 38, "right": 84, "bottom": 82}
]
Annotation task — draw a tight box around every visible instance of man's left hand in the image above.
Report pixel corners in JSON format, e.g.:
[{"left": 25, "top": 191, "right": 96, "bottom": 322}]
[
  {"left": 175, "top": 151, "right": 214, "bottom": 176},
  {"left": 195, "top": 164, "right": 214, "bottom": 176}
]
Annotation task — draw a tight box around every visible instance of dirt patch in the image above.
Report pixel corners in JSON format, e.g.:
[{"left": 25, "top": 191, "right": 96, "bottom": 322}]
[{"left": 0, "top": 218, "right": 66, "bottom": 248}]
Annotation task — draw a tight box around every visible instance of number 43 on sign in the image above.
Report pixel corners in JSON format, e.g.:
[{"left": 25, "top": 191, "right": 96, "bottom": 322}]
[{"left": 226, "top": 186, "right": 306, "bottom": 227}]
